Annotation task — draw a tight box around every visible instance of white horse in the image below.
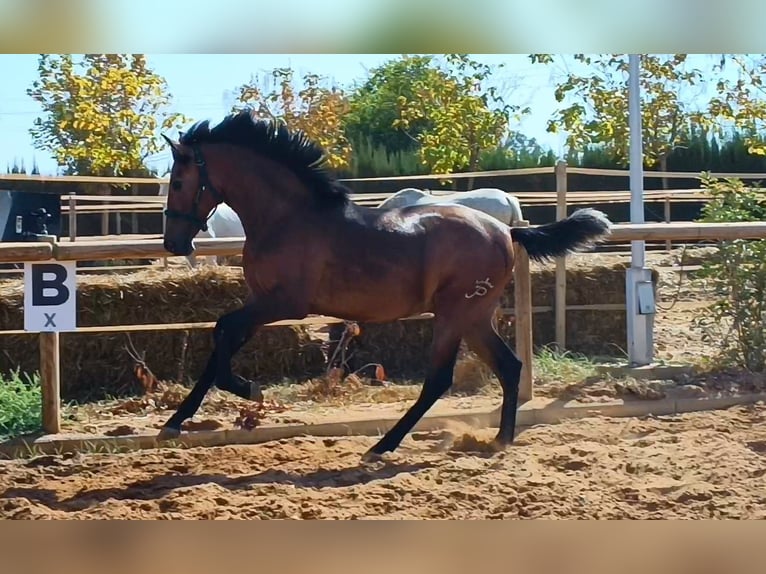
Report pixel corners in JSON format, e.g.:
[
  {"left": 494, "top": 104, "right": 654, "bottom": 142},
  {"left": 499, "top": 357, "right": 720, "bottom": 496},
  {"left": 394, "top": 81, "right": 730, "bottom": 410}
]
[
  {"left": 158, "top": 183, "right": 245, "bottom": 267},
  {"left": 376, "top": 187, "right": 524, "bottom": 226}
]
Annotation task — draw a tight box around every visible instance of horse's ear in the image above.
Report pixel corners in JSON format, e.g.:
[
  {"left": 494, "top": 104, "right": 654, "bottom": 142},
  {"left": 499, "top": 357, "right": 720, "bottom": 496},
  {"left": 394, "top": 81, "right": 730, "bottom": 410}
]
[{"left": 162, "top": 133, "right": 189, "bottom": 163}]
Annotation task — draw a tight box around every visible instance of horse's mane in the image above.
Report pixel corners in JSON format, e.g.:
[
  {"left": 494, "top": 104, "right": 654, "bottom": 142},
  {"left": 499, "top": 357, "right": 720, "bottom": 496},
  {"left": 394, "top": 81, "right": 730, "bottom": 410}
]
[{"left": 179, "top": 110, "right": 350, "bottom": 207}]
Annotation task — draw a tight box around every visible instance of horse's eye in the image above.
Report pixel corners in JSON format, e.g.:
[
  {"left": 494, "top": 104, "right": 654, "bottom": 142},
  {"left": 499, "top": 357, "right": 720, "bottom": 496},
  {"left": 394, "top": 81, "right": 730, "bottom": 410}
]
[{"left": 171, "top": 180, "right": 183, "bottom": 191}]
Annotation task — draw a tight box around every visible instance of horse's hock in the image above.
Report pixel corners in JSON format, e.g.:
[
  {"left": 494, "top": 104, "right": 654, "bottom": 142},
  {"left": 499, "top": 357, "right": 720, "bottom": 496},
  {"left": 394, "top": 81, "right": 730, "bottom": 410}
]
[{"left": 0, "top": 262, "right": 649, "bottom": 399}]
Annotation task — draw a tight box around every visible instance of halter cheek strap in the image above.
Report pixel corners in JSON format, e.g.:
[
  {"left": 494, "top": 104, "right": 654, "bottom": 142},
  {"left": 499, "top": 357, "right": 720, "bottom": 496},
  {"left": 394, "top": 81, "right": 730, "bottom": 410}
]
[{"left": 164, "top": 145, "right": 223, "bottom": 232}]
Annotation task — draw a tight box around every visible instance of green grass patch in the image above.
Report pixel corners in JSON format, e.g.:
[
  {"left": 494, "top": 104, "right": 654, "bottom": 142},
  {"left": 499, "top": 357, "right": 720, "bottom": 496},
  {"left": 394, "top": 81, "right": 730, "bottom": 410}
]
[
  {"left": 0, "top": 369, "right": 42, "bottom": 439},
  {"left": 533, "top": 346, "right": 598, "bottom": 384}
]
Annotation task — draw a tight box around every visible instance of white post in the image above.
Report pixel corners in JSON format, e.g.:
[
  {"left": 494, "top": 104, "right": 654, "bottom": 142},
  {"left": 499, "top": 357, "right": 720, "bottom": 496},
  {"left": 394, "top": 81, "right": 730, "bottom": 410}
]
[{"left": 626, "top": 54, "right": 654, "bottom": 366}]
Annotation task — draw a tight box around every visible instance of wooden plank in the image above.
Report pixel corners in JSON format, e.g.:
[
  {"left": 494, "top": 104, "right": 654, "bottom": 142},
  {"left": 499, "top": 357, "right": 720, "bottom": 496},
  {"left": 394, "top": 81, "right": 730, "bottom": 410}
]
[
  {"left": 0, "top": 174, "right": 167, "bottom": 185},
  {"left": 39, "top": 332, "right": 61, "bottom": 434},
  {"left": 0, "top": 305, "right": 633, "bottom": 337},
  {"left": 338, "top": 166, "right": 555, "bottom": 182},
  {"left": 0, "top": 242, "right": 53, "bottom": 263},
  {"left": 62, "top": 194, "right": 167, "bottom": 203},
  {"left": 608, "top": 221, "right": 766, "bottom": 242},
  {"left": 52, "top": 237, "right": 243, "bottom": 261},
  {"left": 0, "top": 313, "right": 435, "bottom": 336},
  {"left": 567, "top": 167, "right": 766, "bottom": 180},
  {"left": 514, "top": 223, "right": 534, "bottom": 402},
  {"left": 61, "top": 203, "right": 162, "bottom": 213}
]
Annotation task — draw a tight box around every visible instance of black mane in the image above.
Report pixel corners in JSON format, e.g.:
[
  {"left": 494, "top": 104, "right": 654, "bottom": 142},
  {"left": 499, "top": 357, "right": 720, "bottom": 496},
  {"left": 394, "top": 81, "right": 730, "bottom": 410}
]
[{"left": 179, "top": 110, "right": 350, "bottom": 207}]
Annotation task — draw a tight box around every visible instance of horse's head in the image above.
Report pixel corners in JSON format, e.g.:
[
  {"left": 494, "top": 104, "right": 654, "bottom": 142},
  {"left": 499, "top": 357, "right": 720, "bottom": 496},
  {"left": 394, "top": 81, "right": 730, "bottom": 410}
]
[{"left": 160, "top": 134, "right": 224, "bottom": 256}]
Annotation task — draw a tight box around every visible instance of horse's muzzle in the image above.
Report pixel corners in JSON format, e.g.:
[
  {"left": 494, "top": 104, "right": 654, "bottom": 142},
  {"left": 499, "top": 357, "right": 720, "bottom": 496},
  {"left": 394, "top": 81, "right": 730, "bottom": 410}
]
[{"left": 164, "top": 237, "right": 194, "bottom": 256}]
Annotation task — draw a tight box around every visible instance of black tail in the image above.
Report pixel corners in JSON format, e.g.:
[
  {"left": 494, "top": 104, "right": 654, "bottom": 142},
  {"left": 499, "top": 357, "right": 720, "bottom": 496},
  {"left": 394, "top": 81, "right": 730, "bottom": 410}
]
[{"left": 510, "top": 208, "right": 612, "bottom": 263}]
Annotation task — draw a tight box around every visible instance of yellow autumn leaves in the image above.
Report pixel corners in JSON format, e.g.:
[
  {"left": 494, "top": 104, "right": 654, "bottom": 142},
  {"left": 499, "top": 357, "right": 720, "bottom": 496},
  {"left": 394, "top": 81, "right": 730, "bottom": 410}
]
[{"left": 28, "top": 54, "right": 187, "bottom": 176}]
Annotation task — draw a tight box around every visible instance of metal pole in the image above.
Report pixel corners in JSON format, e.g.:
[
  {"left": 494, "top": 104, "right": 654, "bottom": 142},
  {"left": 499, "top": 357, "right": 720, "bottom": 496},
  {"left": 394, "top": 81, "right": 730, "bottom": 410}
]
[
  {"left": 628, "top": 54, "right": 645, "bottom": 267},
  {"left": 626, "top": 54, "right": 654, "bottom": 366}
]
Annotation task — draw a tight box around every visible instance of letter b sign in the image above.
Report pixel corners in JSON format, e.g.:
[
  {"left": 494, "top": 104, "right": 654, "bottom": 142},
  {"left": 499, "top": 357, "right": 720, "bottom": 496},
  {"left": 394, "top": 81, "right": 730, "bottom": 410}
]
[{"left": 24, "top": 262, "right": 77, "bottom": 332}]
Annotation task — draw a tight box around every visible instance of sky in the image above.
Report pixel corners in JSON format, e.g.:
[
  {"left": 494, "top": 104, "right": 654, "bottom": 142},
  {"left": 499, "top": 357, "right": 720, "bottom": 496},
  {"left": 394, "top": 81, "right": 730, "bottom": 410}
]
[
  {"left": 0, "top": 53, "right": 566, "bottom": 176},
  {"left": 0, "top": 53, "right": 732, "bottom": 176}
]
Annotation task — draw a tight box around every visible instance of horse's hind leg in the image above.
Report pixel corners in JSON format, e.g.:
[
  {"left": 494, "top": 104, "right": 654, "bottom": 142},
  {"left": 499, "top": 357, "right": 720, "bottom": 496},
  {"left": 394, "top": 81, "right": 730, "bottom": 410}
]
[
  {"left": 464, "top": 318, "right": 522, "bottom": 445},
  {"left": 362, "top": 320, "right": 461, "bottom": 461}
]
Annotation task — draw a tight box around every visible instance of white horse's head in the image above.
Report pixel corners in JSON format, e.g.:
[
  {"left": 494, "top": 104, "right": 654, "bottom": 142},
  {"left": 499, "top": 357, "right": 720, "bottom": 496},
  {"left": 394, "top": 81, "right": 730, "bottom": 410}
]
[{"left": 377, "top": 187, "right": 428, "bottom": 209}]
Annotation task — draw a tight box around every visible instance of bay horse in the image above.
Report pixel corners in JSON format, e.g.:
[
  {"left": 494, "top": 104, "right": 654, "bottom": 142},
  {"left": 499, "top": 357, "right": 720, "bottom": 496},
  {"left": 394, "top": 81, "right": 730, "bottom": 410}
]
[{"left": 159, "top": 110, "right": 611, "bottom": 461}]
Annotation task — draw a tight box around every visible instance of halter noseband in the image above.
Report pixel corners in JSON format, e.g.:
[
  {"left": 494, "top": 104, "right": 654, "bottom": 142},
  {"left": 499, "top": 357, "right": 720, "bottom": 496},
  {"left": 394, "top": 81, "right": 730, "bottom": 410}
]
[{"left": 164, "top": 145, "right": 223, "bottom": 232}]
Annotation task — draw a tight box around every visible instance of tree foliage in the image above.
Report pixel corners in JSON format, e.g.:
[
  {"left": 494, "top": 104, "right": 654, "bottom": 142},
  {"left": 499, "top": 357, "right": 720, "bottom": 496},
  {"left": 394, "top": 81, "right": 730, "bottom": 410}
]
[
  {"left": 530, "top": 54, "right": 708, "bottom": 173},
  {"left": 27, "top": 54, "right": 185, "bottom": 176},
  {"left": 232, "top": 67, "right": 352, "bottom": 170},
  {"left": 394, "top": 54, "right": 525, "bottom": 175},
  {"left": 343, "top": 55, "right": 435, "bottom": 155},
  {"left": 706, "top": 55, "right": 766, "bottom": 156},
  {"left": 694, "top": 175, "right": 766, "bottom": 372}
]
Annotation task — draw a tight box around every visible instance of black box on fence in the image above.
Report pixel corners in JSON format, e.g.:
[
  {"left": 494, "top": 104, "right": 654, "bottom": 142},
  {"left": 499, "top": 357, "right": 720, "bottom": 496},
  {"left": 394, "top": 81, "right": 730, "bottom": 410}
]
[
  {"left": 0, "top": 190, "right": 62, "bottom": 270},
  {"left": 0, "top": 190, "right": 62, "bottom": 242}
]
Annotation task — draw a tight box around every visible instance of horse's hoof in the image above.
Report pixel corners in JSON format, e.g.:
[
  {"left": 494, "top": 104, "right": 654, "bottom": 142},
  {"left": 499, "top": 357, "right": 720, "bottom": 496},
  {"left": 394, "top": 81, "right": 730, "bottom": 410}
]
[
  {"left": 249, "top": 381, "right": 264, "bottom": 402},
  {"left": 360, "top": 449, "right": 384, "bottom": 464},
  {"left": 156, "top": 426, "right": 181, "bottom": 442}
]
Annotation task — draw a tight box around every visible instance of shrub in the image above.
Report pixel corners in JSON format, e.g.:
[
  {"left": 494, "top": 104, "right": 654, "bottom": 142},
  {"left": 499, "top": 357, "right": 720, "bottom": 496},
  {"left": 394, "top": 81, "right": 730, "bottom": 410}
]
[
  {"left": 0, "top": 369, "right": 42, "bottom": 439},
  {"left": 693, "top": 174, "right": 766, "bottom": 371}
]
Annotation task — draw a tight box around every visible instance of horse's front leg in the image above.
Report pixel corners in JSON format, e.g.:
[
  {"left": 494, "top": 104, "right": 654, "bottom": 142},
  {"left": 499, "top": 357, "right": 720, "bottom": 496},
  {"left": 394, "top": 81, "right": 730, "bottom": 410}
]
[{"left": 157, "top": 294, "right": 293, "bottom": 441}]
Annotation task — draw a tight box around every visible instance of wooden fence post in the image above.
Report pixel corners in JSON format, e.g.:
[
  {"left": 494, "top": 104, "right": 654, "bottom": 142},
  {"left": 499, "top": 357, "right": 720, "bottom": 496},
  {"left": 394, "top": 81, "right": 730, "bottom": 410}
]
[
  {"left": 68, "top": 194, "right": 77, "bottom": 242},
  {"left": 514, "top": 220, "right": 534, "bottom": 402},
  {"left": 131, "top": 184, "right": 139, "bottom": 234},
  {"left": 554, "top": 160, "right": 568, "bottom": 350},
  {"left": 664, "top": 195, "right": 672, "bottom": 251},
  {"left": 99, "top": 184, "right": 110, "bottom": 236},
  {"left": 38, "top": 234, "right": 61, "bottom": 434},
  {"left": 40, "top": 331, "right": 61, "bottom": 434}
]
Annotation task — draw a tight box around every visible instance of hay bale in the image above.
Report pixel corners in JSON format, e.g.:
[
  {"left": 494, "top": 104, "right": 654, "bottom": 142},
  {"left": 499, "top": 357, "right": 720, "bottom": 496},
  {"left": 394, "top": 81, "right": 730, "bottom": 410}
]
[
  {"left": 0, "top": 261, "right": 653, "bottom": 397},
  {"left": 0, "top": 267, "right": 326, "bottom": 401}
]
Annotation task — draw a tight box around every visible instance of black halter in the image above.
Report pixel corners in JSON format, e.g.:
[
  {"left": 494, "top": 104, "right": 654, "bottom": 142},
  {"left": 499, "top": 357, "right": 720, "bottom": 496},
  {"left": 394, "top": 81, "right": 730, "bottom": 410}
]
[{"left": 164, "top": 145, "right": 223, "bottom": 232}]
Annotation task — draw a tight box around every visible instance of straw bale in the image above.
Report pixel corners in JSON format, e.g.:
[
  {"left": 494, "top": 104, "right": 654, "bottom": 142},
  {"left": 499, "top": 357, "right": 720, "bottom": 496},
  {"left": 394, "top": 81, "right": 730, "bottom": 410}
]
[
  {"left": 0, "top": 262, "right": 652, "bottom": 398},
  {"left": 0, "top": 267, "right": 325, "bottom": 401}
]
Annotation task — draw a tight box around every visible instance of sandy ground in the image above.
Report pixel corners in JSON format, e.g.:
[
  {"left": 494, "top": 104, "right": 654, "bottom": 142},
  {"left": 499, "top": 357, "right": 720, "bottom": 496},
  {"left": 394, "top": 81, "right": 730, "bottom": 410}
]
[{"left": 3, "top": 403, "right": 766, "bottom": 519}]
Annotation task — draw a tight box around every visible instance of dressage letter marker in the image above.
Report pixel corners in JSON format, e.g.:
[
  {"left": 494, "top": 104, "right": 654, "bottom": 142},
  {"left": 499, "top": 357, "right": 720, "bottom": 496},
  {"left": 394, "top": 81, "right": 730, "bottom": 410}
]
[{"left": 24, "top": 262, "right": 77, "bottom": 332}]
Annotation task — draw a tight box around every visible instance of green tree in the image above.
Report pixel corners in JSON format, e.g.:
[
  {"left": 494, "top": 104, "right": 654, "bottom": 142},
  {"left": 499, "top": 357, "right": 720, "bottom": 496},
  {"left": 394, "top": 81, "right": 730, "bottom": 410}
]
[
  {"left": 394, "top": 54, "right": 526, "bottom": 177},
  {"left": 530, "top": 54, "right": 707, "bottom": 186},
  {"left": 232, "top": 67, "right": 352, "bottom": 170},
  {"left": 343, "top": 55, "right": 436, "bottom": 155},
  {"left": 706, "top": 54, "right": 766, "bottom": 156},
  {"left": 27, "top": 54, "right": 186, "bottom": 176}
]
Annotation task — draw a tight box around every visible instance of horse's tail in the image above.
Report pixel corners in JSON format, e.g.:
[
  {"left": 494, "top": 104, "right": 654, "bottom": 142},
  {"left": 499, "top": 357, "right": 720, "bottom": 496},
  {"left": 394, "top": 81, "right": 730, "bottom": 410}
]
[{"left": 509, "top": 208, "right": 612, "bottom": 263}]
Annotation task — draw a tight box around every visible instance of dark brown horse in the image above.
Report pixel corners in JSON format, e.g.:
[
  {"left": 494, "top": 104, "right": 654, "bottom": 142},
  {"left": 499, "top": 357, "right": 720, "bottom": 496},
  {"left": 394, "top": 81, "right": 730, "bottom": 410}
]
[{"left": 159, "top": 110, "right": 611, "bottom": 461}]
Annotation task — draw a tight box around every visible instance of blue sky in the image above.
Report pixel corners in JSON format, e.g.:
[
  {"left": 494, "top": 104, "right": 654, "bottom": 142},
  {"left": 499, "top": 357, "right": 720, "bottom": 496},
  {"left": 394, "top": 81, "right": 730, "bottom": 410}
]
[
  {"left": 0, "top": 53, "right": 565, "bottom": 175},
  {"left": 0, "top": 53, "right": 729, "bottom": 176}
]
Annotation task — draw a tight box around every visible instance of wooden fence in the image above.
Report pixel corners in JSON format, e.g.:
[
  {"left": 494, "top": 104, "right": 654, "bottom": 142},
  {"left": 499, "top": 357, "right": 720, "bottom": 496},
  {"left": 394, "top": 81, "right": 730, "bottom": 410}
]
[
  {"left": 2, "top": 220, "right": 766, "bottom": 436},
  {"left": 4, "top": 163, "right": 766, "bottom": 237}
]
